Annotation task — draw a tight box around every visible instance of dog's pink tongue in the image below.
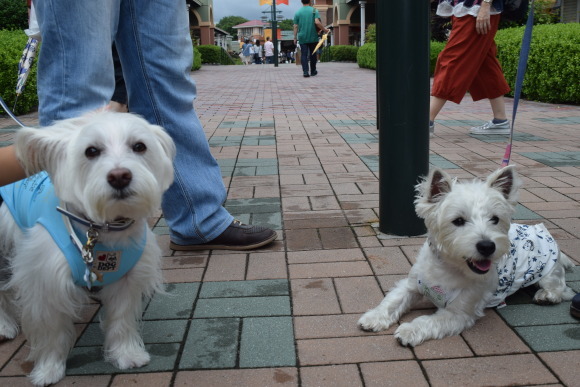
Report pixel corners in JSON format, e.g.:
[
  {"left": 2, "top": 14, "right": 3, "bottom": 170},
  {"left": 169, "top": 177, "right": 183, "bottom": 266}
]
[{"left": 474, "top": 259, "right": 492, "bottom": 271}]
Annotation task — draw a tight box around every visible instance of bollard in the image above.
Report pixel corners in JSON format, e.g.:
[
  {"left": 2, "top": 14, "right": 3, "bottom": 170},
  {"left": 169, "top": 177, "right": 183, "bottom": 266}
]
[{"left": 377, "top": 0, "right": 430, "bottom": 236}]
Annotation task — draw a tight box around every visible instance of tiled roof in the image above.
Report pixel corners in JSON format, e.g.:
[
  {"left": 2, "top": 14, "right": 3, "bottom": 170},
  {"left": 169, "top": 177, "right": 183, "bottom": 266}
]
[{"left": 233, "top": 20, "right": 267, "bottom": 29}]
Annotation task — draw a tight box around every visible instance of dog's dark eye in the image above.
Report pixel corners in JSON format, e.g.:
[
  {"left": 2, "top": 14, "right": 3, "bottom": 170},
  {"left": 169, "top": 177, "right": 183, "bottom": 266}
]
[
  {"left": 491, "top": 216, "right": 499, "bottom": 225},
  {"left": 452, "top": 217, "right": 465, "bottom": 227},
  {"left": 133, "top": 142, "right": 147, "bottom": 153},
  {"left": 85, "top": 146, "right": 101, "bottom": 159}
]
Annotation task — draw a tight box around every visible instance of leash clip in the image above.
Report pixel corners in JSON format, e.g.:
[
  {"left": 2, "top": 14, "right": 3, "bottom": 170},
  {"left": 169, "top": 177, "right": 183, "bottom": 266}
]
[{"left": 81, "top": 228, "right": 102, "bottom": 289}]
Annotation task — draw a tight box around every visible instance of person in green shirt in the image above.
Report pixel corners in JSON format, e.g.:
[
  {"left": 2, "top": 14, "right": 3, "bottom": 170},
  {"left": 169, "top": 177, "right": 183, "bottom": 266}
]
[{"left": 293, "top": 0, "right": 329, "bottom": 77}]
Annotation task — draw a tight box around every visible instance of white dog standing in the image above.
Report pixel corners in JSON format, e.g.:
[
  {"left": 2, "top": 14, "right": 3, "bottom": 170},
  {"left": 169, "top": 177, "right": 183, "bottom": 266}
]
[
  {"left": 358, "top": 166, "right": 575, "bottom": 347},
  {"left": 0, "top": 112, "right": 175, "bottom": 386}
]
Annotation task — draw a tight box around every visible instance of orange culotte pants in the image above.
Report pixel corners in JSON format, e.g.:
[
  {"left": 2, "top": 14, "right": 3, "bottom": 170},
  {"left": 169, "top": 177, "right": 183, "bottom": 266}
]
[{"left": 431, "top": 14, "right": 510, "bottom": 104}]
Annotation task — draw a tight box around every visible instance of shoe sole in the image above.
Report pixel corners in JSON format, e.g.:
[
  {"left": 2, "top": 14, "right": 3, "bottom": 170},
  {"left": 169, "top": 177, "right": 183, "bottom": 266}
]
[
  {"left": 470, "top": 129, "right": 510, "bottom": 135},
  {"left": 169, "top": 232, "right": 277, "bottom": 251}
]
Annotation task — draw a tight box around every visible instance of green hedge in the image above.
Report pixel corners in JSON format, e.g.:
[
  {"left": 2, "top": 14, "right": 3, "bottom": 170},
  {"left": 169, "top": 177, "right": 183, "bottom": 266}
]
[
  {"left": 0, "top": 30, "right": 38, "bottom": 115},
  {"left": 356, "top": 23, "right": 580, "bottom": 104},
  {"left": 321, "top": 45, "right": 359, "bottom": 62},
  {"left": 495, "top": 23, "right": 579, "bottom": 104},
  {"left": 429, "top": 41, "right": 446, "bottom": 76},
  {"left": 357, "top": 41, "right": 444, "bottom": 76},
  {"left": 192, "top": 46, "right": 202, "bottom": 71},
  {"left": 196, "top": 45, "right": 234, "bottom": 65},
  {"left": 357, "top": 43, "right": 375, "bottom": 70}
]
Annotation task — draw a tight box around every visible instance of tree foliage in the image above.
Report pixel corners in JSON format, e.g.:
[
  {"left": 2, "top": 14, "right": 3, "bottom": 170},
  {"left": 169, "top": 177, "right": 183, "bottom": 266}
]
[
  {"left": 277, "top": 19, "right": 294, "bottom": 31},
  {"left": 0, "top": 0, "right": 28, "bottom": 31},
  {"left": 216, "top": 16, "right": 248, "bottom": 39}
]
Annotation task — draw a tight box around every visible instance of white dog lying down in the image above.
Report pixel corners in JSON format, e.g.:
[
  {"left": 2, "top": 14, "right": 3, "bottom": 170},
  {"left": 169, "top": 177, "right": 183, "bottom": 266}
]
[
  {"left": 358, "top": 166, "right": 575, "bottom": 347},
  {"left": 0, "top": 112, "right": 175, "bottom": 386}
]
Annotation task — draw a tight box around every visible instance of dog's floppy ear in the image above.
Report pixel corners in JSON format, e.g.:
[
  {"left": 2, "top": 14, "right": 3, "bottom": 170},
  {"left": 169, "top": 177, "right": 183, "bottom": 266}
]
[
  {"left": 14, "top": 125, "right": 72, "bottom": 176},
  {"left": 486, "top": 165, "right": 521, "bottom": 204},
  {"left": 150, "top": 124, "right": 176, "bottom": 161}
]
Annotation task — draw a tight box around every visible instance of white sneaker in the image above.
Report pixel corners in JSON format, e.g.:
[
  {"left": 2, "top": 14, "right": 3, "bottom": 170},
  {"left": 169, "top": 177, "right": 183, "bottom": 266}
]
[
  {"left": 429, "top": 122, "right": 434, "bottom": 138},
  {"left": 469, "top": 120, "right": 510, "bottom": 135}
]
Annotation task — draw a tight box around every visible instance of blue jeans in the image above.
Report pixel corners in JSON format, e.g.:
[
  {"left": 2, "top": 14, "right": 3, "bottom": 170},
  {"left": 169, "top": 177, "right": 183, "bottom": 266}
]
[
  {"left": 300, "top": 43, "right": 317, "bottom": 74},
  {"left": 34, "top": 0, "right": 233, "bottom": 244}
]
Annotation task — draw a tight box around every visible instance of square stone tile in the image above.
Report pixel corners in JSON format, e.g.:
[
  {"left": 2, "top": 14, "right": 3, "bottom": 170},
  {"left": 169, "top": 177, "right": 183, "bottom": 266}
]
[
  {"left": 422, "top": 354, "right": 558, "bottom": 386},
  {"left": 143, "top": 283, "right": 199, "bottom": 320},
  {"left": 300, "top": 364, "right": 363, "bottom": 387},
  {"left": 174, "top": 368, "right": 299, "bottom": 386},
  {"left": 66, "top": 343, "right": 180, "bottom": 375},
  {"left": 239, "top": 317, "right": 296, "bottom": 368},
  {"left": 180, "top": 318, "right": 239, "bottom": 369},
  {"left": 297, "top": 336, "right": 413, "bottom": 365},
  {"left": 514, "top": 323, "right": 580, "bottom": 352},
  {"left": 360, "top": 361, "right": 429, "bottom": 387},
  {"left": 199, "top": 279, "right": 289, "bottom": 298},
  {"left": 294, "top": 314, "right": 394, "bottom": 339},
  {"left": 291, "top": 278, "right": 341, "bottom": 315},
  {"left": 193, "top": 296, "right": 291, "bottom": 318},
  {"left": 111, "top": 373, "right": 172, "bottom": 386},
  {"left": 538, "top": 350, "right": 580, "bottom": 387}
]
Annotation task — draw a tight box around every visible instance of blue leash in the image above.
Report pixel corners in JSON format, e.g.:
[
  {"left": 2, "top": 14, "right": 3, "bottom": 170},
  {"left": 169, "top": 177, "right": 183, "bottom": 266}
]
[
  {"left": 502, "top": 0, "right": 535, "bottom": 167},
  {"left": 0, "top": 95, "right": 26, "bottom": 128}
]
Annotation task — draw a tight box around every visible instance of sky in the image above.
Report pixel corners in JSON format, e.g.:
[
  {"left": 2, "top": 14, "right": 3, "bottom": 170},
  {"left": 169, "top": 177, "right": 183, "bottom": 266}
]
[{"left": 213, "top": 0, "right": 303, "bottom": 24}]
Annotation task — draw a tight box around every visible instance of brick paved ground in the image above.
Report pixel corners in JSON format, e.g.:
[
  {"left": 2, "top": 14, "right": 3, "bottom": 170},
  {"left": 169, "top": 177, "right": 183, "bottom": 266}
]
[{"left": 0, "top": 62, "right": 579, "bottom": 386}]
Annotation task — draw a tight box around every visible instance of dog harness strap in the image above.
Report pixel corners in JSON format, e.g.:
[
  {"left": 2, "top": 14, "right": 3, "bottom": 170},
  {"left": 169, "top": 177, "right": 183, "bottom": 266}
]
[
  {"left": 417, "top": 276, "right": 461, "bottom": 309},
  {"left": 56, "top": 206, "right": 135, "bottom": 231},
  {"left": 67, "top": 222, "right": 147, "bottom": 288},
  {"left": 0, "top": 172, "right": 146, "bottom": 288}
]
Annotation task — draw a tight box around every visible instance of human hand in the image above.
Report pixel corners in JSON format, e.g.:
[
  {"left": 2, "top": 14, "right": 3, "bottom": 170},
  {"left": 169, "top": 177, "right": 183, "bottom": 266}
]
[{"left": 476, "top": 3, "right": 491, "bottom": 34}]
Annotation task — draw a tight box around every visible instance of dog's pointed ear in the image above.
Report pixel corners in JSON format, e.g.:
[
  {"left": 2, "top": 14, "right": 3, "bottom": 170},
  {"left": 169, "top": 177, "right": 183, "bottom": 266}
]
[
  {"left": 14, "top": 125, "right": 71, "bottom": 176},
  {"left": 486, "top": 165, "right": 521, "bottom": 204},
  {"left": 425, "top": 168, "right": 453, "bottom": 203},
  {"left": 415, "top": 168, "right": 453, "bottom": 219}
]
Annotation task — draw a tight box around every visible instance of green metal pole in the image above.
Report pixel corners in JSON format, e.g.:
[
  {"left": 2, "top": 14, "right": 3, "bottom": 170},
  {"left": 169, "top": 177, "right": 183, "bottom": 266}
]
[
  {"left": 377, "top": 0, "right": 430, "bottom": 236},
  {"left": 273, "top": 3, "right": 279, "bottom": 67}
]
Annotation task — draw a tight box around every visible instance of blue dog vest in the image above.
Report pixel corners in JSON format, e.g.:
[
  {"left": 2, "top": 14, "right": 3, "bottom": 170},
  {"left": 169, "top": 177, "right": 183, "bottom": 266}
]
[{"left": 0, "top": 172, "right": 145, "bottom": 288}]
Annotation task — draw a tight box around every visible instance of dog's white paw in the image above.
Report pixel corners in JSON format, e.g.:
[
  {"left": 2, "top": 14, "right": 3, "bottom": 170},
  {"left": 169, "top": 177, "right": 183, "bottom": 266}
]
[
  {"left": 358, "top": 309, "right": 395, "bottom": 332},
  {"left": 29, "top": 361, "right": 66, "bottom": 386},
  {"left": 394, "top": 322, "right": 425, "bottom": 347},
  {"left": 108, "top": 347, "right": 150, "bottom": 370},
  {"left": 0, "top": 321, "right": 18, "bottom": 342},
  {"left": 533, "top": 288, "right": 562, "bottom": 305}
]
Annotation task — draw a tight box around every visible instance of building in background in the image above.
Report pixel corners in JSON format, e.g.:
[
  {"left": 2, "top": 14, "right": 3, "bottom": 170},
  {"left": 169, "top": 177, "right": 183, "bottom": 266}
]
[
  {"left": 558, "top": 0, "right": 579, "bottom": 22},
  {"left": 232, "top": 19, "right": 269, "bottom": 43},
  {"left": 187, "top": 0, "right": 215, "bottom": 45}
]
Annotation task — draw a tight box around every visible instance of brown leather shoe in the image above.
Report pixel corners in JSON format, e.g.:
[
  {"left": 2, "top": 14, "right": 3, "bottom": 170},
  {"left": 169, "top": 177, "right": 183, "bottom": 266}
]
[{"left": 169, "top": 220, "right": 277, "bottom": 251}]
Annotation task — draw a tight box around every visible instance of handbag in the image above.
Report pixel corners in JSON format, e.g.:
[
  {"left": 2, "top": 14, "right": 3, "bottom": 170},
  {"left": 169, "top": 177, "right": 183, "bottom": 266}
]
[{"left": 502, "top": 0, "right": 530, "bottom": 22}]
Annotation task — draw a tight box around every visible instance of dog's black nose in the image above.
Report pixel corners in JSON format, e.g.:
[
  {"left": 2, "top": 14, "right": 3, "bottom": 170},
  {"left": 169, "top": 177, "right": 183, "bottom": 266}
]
[
  {"left": 476, "top": 240, "right": 496, "bottom": 257},
  {"left": 107, "top": 168, "right": 132, "bottom": 190}
]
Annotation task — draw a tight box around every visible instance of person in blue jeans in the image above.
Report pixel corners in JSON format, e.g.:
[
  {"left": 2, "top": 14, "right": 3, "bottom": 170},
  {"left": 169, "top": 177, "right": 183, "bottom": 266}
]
[
  {"left": 293, "top": 0, "right": 329, "bottom": 77},
  {"left": 34, "top": 0, "right": 276, "bottom": 251}
]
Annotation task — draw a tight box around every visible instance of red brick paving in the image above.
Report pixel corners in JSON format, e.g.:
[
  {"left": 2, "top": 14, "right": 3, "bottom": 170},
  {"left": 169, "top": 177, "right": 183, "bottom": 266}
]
[{"left": 1, "top": 62, "right": 579, "bottom": 386}]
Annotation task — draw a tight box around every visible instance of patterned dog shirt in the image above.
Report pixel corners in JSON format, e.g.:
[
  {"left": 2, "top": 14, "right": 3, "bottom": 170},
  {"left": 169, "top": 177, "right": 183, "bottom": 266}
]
[{"left": 487, "top": 223, "right": 559, "bottom": 307}]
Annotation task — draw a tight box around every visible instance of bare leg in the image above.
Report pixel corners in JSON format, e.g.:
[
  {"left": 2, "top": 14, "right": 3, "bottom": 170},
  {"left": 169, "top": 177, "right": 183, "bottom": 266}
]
[
  {"left": 489, "top": 96, "right": 507, "bottom": 121},
  {"left": 429, "top": 96, "right": 447, "bottom": 122}
]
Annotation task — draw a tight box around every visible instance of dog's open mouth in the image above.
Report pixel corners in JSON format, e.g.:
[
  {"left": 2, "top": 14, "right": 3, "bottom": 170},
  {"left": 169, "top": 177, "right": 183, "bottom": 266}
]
[{"left": 467, "top": 258, "right": 492, "bottom": 275}]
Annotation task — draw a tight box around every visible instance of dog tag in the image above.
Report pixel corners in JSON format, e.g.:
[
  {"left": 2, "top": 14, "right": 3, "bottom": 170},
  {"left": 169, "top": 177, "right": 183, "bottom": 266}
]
[{"left": 83, "top": 267, "right": 97, "bottom": 289}]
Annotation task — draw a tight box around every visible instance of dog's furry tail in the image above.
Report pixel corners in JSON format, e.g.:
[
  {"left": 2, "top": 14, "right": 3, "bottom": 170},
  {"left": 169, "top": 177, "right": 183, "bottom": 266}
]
[{"left": 559, "top": 252, "right": 575, "bottom": 272}]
